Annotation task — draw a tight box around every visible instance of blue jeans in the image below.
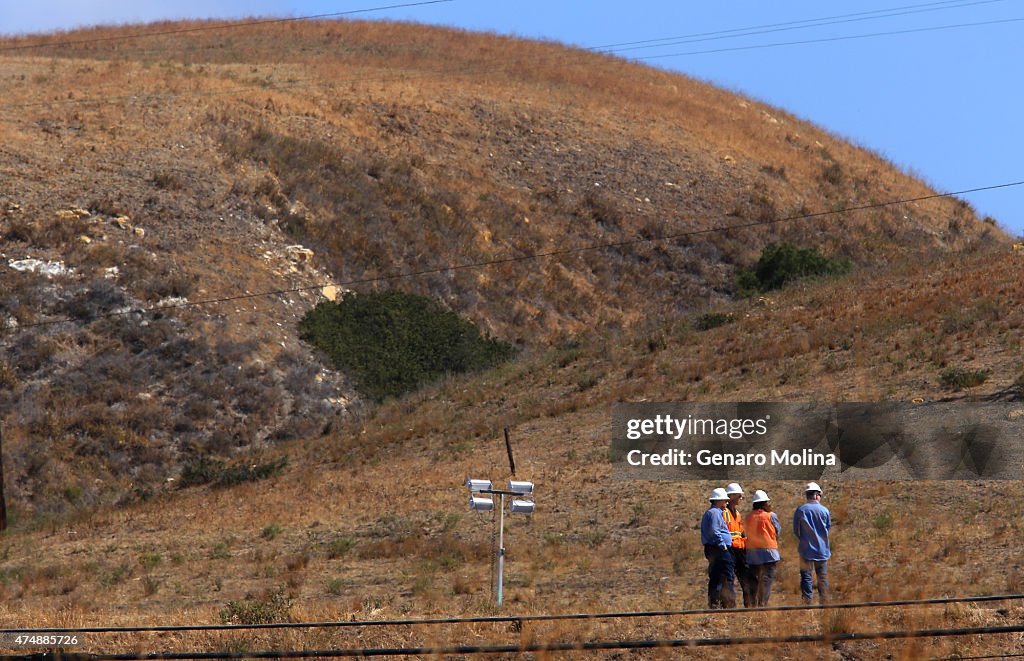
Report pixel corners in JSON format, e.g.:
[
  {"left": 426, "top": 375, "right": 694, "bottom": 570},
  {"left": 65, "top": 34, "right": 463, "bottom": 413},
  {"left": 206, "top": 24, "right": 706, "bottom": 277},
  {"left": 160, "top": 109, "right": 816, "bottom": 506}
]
[
  {"left": 704, "top": 544, "right": 736, "bottom": 608},
  {"left": 800, "top": 558, "right": 830, "bottom": 603}
]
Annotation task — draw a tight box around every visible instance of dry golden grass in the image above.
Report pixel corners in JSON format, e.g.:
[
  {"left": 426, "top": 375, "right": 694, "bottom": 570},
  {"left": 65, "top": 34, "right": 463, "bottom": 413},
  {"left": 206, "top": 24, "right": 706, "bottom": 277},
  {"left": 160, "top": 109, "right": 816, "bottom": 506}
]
[{"left": 2, "top": 438, "right": 1023, "bottom": 658}]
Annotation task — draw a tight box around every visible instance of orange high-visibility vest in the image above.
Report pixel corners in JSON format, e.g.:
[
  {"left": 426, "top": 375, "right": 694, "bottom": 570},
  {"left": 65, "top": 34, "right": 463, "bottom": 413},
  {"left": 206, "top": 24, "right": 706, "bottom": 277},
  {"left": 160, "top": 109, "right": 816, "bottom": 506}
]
[
  {"left": 723, "top": 506, "right": 745, "bottom": 549},
  {"left": 743, "top": 509, "right": 778, "bottom": 550}
]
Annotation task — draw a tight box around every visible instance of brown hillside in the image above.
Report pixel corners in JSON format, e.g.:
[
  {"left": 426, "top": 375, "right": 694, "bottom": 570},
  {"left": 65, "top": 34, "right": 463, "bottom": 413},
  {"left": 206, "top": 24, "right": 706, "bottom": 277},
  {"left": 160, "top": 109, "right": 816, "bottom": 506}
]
[
  {"left": 2, "top": 246, "right": 1024, "bottom": 659},
  {"left": 0, "top": 16, "right": 1006, "bottom": 517},
  {"left": 1, "top": 19, "right": 1023, "bottom": 658}
]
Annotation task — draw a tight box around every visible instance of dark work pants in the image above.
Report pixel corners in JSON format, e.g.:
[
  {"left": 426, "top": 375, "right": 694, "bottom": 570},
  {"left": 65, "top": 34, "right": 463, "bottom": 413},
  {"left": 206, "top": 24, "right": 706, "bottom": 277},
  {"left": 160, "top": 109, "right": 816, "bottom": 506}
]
[
  {"left": 750, "top": 561, "right": 777, "bottom": 606},
  {"left": 704, "top": 544, "right": 736, "bottom": 608},
  {"left": 731, "top": 547, "right": 754, "bottom": 607}
]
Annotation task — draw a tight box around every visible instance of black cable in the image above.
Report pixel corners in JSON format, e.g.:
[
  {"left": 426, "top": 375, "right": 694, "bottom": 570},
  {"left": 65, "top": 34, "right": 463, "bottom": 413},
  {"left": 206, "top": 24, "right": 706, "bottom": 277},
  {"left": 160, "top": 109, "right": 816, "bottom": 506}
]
[
  {"left": 1, "top": 593, "right": 1021, "bottom": 634},
  {"left": 12, "top": 179, "right": 1024, "bottom": 331},
  {"left": 600, "top": 0, "right": 1009, "bottom": 55},
  {"left": 642, "top": 16, "right": 1024, "bottom": 61},
  {"left": 0, "top": 0, "right": 455, "bottom": 53},
  {"left": 931, "top": 655, "right": 1024, "bottom": 660},
  {"left": 1, "top": 623, "right": 1023, "bottom": 659},
  {"left": 588, "top": 0, "right": 1004, "bottom": 51}
]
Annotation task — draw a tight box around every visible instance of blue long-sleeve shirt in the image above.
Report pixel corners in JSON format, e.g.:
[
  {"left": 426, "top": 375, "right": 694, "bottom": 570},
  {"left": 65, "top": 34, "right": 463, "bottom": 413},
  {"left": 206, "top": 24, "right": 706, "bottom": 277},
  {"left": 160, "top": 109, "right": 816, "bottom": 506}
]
[
  {"left": 793, "top": 501, "right": 831, "bottom": 561},
  {"left": 701, "top": 506, "right": 732, "bottom": 548}
]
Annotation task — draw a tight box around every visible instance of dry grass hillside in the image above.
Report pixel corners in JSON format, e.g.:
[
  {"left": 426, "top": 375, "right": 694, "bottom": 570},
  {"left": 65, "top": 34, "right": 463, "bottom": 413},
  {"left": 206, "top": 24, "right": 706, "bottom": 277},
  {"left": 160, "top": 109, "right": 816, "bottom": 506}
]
[
  {"left": 0, "top": 18, "right": 1021, "bottom": 660},
  {"left": 3, "top": 245, "right": 1024, "bottom": 659},
  {"left": 0, "top": 19, "right": 1005, "bottom": 514}
]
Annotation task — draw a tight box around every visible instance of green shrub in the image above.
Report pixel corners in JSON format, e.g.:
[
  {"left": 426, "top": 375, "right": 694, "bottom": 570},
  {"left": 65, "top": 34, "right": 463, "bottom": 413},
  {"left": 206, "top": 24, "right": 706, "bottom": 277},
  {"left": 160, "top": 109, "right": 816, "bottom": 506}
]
[
  {"left": 939, "top": 367, "right": 989, "bottom": 391},
  {"left": 694, "top": 312, "right": 735, "bottom": 331},
  {"left": 736, "top": 242, "right": 850, "bottom": 294},
  {"left": 299, "top": 290, "right": 515, "bottom": 402},
  {"left": 139, "top": 553, "right": 162, "bottom": 572},
  {"left": 873, "top": 511, "right": 894, "bottom": 534},
  {"left": 143, "top": 576, "right": 161, "bottom": 596},
  {"left": 179, "top": 456, "right": 289, "bottom": 489},
  {"left": 178, "top": 457, "right": 224, "bottom": 488},
  {"left": 100, "top": 563, "right": 132, "bottom": 586},
  {"left": 327, "top": 536, "right": 356, "bottom": 559},
  {"left": 219, "top": 588, "right": 293, "bottom": 624},
  {"left": 210, "top": 542, "right": 232, "bottom": 560},
  {"left": 63, "top": 486, "right": 83, "bottom": 504}
]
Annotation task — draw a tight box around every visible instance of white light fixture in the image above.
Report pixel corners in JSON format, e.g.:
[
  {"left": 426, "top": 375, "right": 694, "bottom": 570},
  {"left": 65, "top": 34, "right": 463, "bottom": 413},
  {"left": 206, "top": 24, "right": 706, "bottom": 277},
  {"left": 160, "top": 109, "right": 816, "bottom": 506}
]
[
  {"left": 466, "top": 478, "right": 492, "bottom": 492},
  {"left": 469, "top": 496, "right": 494, "bottom": 511},
  {"left": 510, "top": 499, "right": 535, "bottom": 514},
  {"left": 508, "top": 480, "right": 534, "bottom": 495}
]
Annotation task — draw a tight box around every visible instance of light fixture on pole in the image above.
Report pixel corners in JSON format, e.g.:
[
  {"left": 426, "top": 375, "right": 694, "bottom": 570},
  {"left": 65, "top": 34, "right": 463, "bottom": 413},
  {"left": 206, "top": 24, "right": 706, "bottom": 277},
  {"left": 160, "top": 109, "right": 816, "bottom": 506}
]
[{"left": 465, "top": 477, "right": 535, "bottom": 606}]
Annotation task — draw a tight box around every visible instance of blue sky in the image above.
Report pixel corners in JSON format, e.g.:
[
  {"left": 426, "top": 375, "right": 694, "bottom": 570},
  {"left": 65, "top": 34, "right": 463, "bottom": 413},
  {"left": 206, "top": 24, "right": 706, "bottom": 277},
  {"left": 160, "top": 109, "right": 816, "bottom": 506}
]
[{"left": 5, "top": 0, "right": 1023, "bottom": 234}]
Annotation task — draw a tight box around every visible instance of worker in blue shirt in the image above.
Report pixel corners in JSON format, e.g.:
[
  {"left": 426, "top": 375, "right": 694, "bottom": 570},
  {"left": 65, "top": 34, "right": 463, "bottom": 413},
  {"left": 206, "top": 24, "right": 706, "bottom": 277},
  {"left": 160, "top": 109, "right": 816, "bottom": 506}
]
[
  {"left": 792, "top": 482, "right": 831, "bottom": 604},
  {"left": 700, "top": 487, "right": 735, "bottom": 608}
]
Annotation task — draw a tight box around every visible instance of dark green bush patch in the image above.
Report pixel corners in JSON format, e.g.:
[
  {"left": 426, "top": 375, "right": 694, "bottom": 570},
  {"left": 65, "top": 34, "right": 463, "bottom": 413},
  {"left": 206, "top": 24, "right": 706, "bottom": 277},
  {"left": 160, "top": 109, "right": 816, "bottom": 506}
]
[
  {"left": 736, "top": 242, "right": 850, "bottom": 294},
  {"left": 179, "top": 455, "right": 289, "bottom": 489},
  {"left": 299, "top": 290, "right": 515, "bottom": 402},
  {"left": 694, "top": 312, "right": 735, "bottom": 331}
]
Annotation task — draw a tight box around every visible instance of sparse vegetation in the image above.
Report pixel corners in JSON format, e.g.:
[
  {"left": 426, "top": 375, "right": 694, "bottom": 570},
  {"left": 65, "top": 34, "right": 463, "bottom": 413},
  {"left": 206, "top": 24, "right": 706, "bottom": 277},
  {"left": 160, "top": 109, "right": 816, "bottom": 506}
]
[
  {"left": 100, "top": 563, "right": 132, "bottom": 586},
  {"left": 139, "top": 553, "right": 162, "bottom": 572},
  {"left": 874, "top": 511, "right": 895, "bottom": 535},
  {"left": 940, "top": 367, "right": 990, "bottom": 391},
  {"left": 326, "top": 536, "right": 356, "bottom": 559},
  {"left": 142, "top": 576, "right": 161, "bottom": 596},
  {"left": 219, "top": 588, "right": 293, "bottom": 625}
]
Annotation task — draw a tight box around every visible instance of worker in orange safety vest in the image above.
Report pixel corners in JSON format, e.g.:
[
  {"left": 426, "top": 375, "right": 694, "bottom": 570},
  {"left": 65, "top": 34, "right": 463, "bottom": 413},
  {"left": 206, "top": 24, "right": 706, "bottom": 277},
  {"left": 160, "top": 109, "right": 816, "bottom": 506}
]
[
  {"left": 723, "top": 482, "right": 754, "bottom": 607},
  {"left": 743, "top": 489, "right": 781, "bottom": 606}
]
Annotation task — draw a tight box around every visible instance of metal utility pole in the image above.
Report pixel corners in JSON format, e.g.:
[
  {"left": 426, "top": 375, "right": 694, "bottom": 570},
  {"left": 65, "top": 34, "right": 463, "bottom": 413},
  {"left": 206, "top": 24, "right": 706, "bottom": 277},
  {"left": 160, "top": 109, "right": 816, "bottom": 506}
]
[
  {"left": 497, "top": 491, "right": 506, "bottom": 606},
  {"left": 467, "top": 479, "right": 535, "bottom": 607}
]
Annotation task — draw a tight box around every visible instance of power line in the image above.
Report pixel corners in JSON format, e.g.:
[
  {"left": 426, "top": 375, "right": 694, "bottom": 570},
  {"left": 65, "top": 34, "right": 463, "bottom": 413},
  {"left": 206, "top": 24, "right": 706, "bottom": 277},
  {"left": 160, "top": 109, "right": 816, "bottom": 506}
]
[
  {"left": 1, "top": 593, "right": 1020, "bottom": 634},
  {"left": 11, "top": 179, "right": 1023, "bottom": 331},
  {"left": 931, "top": 655, "right": 1024, "bottom": 660},
  {"left": 1, "top": 623, "right": 1022, "bottom": 659},
  {"left": 596, "top": 0, "right": 1009, "bottom": 54},
  {"left": 0, "top": 0, "right": 455, "bottom": 54},
  {"left": 588, "top": 0, "right": 1004, "bottom": 51},
  {"left": 641, "top": 16, "right": 1024, "bottom": 61}
]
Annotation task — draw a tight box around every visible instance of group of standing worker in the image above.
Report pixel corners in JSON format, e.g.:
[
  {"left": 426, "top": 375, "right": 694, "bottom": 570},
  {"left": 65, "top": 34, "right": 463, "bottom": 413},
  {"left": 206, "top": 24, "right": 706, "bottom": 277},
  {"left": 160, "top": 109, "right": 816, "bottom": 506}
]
[{"left": 700, "top": 482, "right": 831, "bottom": 608}]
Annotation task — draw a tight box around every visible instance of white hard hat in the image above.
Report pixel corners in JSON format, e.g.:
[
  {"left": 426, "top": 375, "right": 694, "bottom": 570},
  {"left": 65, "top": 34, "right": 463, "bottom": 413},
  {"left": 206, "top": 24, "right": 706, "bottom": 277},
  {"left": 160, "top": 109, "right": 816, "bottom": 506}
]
[
  {"left": 709, "top": 487, "right": 729, "bottom": 501},
  {"left": 725, "top": 482, "right": 744, "bottom": 495},
  {"left": 804, "top": 482, "right": 822, "bottom": 494},
  {"left": 752, "top": 490, "right": 770, "bottom": 503}
]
